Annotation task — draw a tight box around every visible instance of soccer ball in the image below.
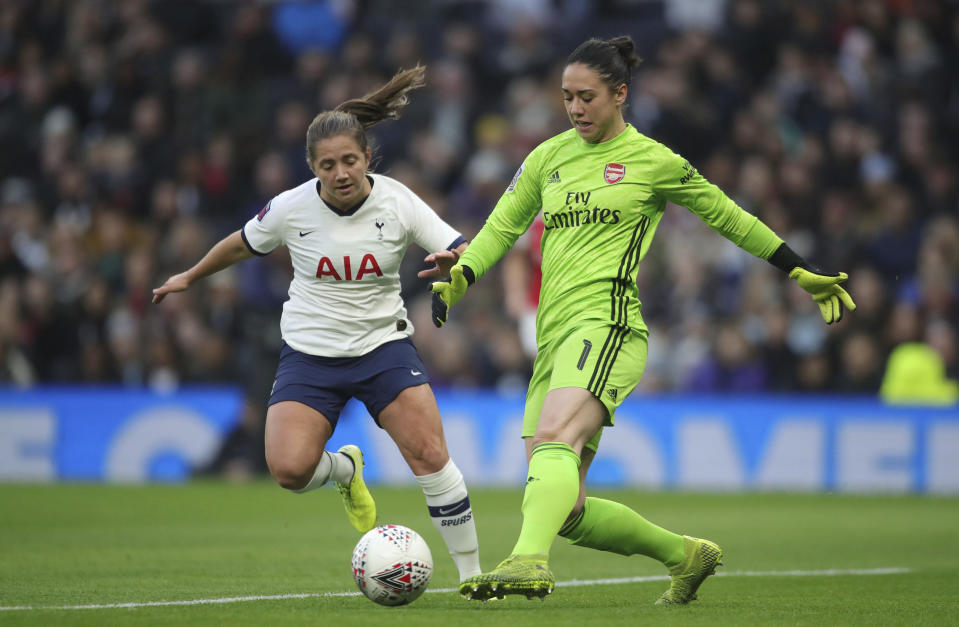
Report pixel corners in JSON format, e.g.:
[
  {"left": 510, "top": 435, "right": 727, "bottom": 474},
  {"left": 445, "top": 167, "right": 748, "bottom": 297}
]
[{"left": 351, "top": 524, "right": 433, "bottom": 606}]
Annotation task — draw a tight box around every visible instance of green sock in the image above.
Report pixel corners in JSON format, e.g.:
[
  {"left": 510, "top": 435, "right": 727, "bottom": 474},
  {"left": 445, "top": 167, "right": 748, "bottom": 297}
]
[
  {"left": 558, "top": 497, "right": 686, "bottom": 566},
  {"left": 511, "top": 442, "right": 581, "bottom": 556}
]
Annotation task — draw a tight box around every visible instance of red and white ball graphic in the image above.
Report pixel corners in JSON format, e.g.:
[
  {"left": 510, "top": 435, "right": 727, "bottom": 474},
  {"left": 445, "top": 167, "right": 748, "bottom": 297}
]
[{"left": 351, "top": 524, "right": 433, "bottom": 606}]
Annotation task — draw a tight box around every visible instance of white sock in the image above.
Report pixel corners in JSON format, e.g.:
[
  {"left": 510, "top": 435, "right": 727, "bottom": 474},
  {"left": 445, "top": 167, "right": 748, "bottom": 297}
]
[
  {"left": 414, "top": 458, "right": 481, "bottom": 581},
  {"left": 293, "top": 451, "right": 354, "bottom": 493}
]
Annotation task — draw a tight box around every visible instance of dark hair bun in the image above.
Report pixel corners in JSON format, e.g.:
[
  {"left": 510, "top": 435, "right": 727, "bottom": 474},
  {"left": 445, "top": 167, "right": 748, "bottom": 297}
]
[
  {"left": 607, "top": 36, "right": 643, "bottom": 71},
  {"left": 567, "top": 36, "right": 643, "bottom": 88}
]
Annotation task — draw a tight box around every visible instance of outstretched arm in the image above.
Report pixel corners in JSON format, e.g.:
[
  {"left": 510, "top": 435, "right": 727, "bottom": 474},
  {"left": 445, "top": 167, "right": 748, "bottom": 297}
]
[
  {"left": 152, "top": 230, "right": 254, "bottom": 304},
  {"left": 652, "top": 146, "right": 855, "bottom": 324}
]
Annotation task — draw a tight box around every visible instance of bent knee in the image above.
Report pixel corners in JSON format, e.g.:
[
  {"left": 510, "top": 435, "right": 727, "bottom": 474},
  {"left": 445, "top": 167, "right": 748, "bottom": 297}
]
[
  {"left": 531, "top": 416, "right": 569, "bottom": 446},
  {"left": 268, "top": 459, "right": 314, "bottom": 491},
  {"left": 530, "top": 429, "right": 571, "bottom": 450},
  {"left": 402, "top": 440, "right": 449, "bottom": 474},
  {"left": 532, "top": 423, "right": 593, "bottom": 453}
]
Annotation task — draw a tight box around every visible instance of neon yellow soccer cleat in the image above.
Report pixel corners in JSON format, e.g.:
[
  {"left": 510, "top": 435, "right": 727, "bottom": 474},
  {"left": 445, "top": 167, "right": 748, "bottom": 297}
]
[
  {"left": 655, "top": 536, "right": 723, "bottom": 605},
  {"left": 333, "top": 445, "right": 376, "bottom": 533},
  {"left": 459, "top": 554, "right": 554, "bottom": 601}
]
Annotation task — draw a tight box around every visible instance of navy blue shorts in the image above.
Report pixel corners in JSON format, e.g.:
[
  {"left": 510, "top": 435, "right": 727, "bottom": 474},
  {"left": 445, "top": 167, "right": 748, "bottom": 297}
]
[{"left": 268, "top": 338, "right": 431, "bottom": 430}]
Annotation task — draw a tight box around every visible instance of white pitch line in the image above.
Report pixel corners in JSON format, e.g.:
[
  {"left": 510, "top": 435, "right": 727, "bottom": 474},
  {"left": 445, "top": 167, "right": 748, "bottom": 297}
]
[
  {"left": 0, "top": 567, "right": 912, "bottom": 612},
  {"left": 0, "top": 592, "right": 361, "bottom": 612},
  {"left": 557, "top": 566, "right": 913, "bottom": 588}
]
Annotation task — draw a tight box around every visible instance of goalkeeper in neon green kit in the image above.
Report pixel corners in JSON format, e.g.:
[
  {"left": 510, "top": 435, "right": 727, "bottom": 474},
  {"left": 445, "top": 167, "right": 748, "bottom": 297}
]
[{"left": 424, "top": 36, "right": 855, "bottom": 605}]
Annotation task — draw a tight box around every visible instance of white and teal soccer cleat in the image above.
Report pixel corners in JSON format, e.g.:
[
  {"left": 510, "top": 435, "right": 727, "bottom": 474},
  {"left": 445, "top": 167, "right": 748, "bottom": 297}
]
[
  {"left": 333, "top": 445, "right": 376, "bottom": 533},
  {"left": 655, "top": 536, "right": 723, "bottom": 605},
  {"left": 459, "top": 554, "right": 554, "bottom": 601}
]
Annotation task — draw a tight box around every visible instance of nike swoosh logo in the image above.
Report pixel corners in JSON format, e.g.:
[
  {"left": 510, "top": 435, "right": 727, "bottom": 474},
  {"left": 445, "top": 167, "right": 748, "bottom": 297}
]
[
  {"left": 411, "top": 370, "right": 422, "bottom": 376},
  {"left": 299, "top": 231, "right": 314, "bottom": 237},
  {"left": 438, "top": 505, "right": 460, "bottom": 515}
]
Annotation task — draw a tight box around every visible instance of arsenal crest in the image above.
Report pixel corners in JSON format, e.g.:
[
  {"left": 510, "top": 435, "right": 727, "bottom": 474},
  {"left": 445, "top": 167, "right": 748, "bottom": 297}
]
[{"left": 604, "top": 163, "right": 625, "bottom": 184}]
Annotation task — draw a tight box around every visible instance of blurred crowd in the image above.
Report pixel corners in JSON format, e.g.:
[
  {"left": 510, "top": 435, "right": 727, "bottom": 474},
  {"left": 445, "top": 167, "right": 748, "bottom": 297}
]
[{"left": 1, "top": 0, "right": 958, "bottom": 413}]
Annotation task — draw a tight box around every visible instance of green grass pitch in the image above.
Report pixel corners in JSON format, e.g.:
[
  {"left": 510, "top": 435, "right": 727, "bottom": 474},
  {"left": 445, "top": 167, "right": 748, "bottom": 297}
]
[{"left": 1, "top": 482, "right": 957, "bottom": 626}]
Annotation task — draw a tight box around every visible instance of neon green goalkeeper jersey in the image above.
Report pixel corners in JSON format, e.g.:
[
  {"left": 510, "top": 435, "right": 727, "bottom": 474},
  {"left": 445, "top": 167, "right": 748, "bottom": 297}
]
[{"left": 459, "top": 124, "right": 784, "bottom": 347}]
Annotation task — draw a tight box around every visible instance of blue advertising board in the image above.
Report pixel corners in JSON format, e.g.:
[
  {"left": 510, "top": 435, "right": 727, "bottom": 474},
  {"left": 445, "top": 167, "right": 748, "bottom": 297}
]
[
  {"left": 1, "top": 387, "right": 957, "bottom": 492},
  {"left": 0, "top": 387, "right": 243, "bottom": 482},
  {"left": 325, "top": 392, "right": 959, "bottom": 494}
]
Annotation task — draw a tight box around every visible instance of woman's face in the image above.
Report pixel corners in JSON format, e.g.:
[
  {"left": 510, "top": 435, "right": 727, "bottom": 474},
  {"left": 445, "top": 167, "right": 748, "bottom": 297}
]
[
  {"left": 562, "top": 62, "right": 627, "bottom": 143},
  {"left": 310, "top": 134, "right": 372, "bottom": 209}
]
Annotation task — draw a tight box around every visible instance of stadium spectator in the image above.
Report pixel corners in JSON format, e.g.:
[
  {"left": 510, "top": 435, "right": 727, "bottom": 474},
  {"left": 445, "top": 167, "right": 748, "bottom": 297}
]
[
  {"left": 151, "top": 67, "right": 482, "bottom": 583},
  {"left": 427, "top": 35, "right": 854, "bottom": 604},
  {"left": 686, "top": 320, "right": 767, "bottom": 393},
  {"left": 883, "top": 344, "right": 954, "bottom": 401}
]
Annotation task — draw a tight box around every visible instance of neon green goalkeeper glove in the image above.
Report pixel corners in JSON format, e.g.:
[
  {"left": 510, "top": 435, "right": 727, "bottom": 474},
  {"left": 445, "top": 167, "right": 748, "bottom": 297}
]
[
  {"left": 789, "top": 267, "right": 856, "bottom": 324},
  {"left": 430, "top": 264, "right": 475, "bottom": 327},
  {"left": 769, "top": 243, "right": 856, "bottom": 324}
]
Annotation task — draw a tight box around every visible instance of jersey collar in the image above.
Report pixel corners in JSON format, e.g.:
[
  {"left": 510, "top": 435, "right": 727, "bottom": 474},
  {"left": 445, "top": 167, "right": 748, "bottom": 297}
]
[
  {"left": 577, "top": 123, "right": 635, "bottom": 149},
  {"left": 315, "top": 175, "right": 375, "bottom": 216}
]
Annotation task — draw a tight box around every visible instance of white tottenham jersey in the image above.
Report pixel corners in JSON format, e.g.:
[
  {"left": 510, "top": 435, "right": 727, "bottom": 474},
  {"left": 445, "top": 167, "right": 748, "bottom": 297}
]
[{"left": 242, "top": 173, "right": 462, "bottom": 357}]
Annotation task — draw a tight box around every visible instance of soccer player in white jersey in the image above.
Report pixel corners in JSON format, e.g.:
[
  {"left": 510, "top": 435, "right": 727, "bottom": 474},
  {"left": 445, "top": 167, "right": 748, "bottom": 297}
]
[{"left": 152, "top": 66, "right": 482, "bottom": 583}]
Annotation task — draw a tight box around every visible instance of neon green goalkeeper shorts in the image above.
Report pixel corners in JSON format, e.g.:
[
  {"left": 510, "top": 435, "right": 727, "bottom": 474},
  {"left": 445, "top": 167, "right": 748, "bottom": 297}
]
[{"left": 523, "top": 322, "right": 648, "bottom": 452}]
